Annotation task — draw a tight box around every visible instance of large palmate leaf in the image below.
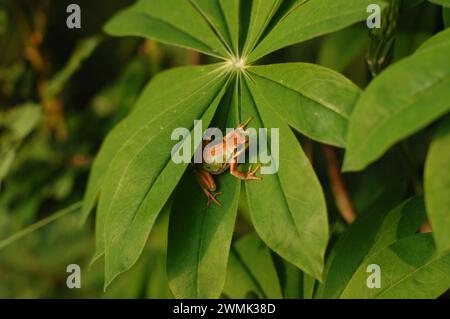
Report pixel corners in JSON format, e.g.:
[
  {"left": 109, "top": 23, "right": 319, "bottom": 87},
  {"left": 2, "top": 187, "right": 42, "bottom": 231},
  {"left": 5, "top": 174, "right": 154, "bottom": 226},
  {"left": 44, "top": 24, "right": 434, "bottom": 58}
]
[
  {"left": 319, "top": 197, "right": 426, "bottom": 298},
  {"left": 247, "top": 63, "right": 361, "bottom": 147},
  {"left": 242, "top": 77, "right": 328, "bottom": 281},
  {"left": 104, "top": 0, "right": 230, "bottom": 58},
  {"left": 94, "top": 0, "right": 390, "bottom": 291},
  {"left": 425, "top": 117, "right": 450, "bottom": 252},
  {"left": 344, "top": 33, "right": 450, "bottom": 171},
  {"left": 248, "top": 0, "right": 386, "bottom": 62},
  {"left": 340, "top": 234, "right": 450, "bottom": 298},
  {"left": 167, "top": 84, "right": 241, "bottom": 298}
]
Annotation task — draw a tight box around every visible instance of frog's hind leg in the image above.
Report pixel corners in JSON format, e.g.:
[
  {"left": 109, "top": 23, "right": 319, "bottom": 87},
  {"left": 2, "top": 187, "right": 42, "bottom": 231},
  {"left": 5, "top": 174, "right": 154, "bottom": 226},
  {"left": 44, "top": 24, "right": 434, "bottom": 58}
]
[
  {"left": 230, "top": 162, "right": 262, "bottom": 181},
  {"left": 194, "top": 169, "right": 223, "bottom": 208},
  {"left": 202, "top": 189, "right": 223, "bottom": 208}
]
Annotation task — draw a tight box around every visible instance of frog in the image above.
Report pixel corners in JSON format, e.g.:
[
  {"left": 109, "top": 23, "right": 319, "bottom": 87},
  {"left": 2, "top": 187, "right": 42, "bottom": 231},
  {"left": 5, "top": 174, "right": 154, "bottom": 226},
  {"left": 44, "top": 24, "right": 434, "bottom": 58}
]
[{"left": 194, "top": 117, "right": 261, "bottom": 208}]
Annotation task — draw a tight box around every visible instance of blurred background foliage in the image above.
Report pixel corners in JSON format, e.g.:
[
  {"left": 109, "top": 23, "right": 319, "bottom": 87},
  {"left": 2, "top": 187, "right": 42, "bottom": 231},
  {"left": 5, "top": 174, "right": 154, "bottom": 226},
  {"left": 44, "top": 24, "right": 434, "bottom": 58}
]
[{"left": 0, "top": 0, "right": 446, "bottom": 298}]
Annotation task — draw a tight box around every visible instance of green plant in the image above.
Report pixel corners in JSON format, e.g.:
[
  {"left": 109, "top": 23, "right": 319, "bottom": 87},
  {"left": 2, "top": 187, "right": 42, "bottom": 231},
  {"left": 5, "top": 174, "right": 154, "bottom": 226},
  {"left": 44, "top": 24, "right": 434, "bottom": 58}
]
[
  {"left": 1, "top": 0, "right": 449, "bottom": 300},
  {"left": 79, "top": 0, "right": 450, "bottom": 299}
]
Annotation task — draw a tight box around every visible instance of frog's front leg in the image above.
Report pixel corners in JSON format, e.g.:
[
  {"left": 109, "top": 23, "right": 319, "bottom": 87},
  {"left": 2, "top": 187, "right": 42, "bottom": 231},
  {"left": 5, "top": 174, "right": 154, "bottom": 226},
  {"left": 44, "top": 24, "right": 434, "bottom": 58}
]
[
  {"left": 194, "top": 169, "right": 223, "bottom": 208},
  {"left": 229, "top": 161, "right": 262, "bottom": 181}
]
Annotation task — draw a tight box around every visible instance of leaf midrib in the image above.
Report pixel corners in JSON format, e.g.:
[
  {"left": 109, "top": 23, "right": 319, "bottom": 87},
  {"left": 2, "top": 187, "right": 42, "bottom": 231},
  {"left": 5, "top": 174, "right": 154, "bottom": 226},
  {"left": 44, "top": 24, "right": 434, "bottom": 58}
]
[
  {"left": 188, "top": 0, "right": 233, "bottom": 57},
  {"left": 244, "top": 0, "right": 281, "bottom": 57},
  {"left": 251, "top": 5, "right": 368, "bottom": 62},
  {"left": 136, "top": 11, "right": 225, "bottom": 59},
  {"left": 375, "top": 254, "right": 447, "bottom": 298}
]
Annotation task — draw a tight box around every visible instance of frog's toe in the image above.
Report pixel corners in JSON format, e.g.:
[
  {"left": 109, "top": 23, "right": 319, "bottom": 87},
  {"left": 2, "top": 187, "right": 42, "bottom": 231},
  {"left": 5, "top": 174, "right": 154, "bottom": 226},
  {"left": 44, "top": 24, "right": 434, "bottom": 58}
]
[
  {"left": 203, "top": 189, "right": 223, "bottom": 208},
  {"left": 246, "top": 164, "right": 262, "bottom": 180}
]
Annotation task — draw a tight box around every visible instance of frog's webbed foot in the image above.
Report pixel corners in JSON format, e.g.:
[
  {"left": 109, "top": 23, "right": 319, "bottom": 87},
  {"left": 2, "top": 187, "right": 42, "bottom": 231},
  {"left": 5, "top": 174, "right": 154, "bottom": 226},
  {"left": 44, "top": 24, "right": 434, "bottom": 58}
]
[
  {"left": 245, "top": 164, "right": 262, "bottom": 181},
  {"left": 202, "top": 189, "right": 223, "bottom": 208},
  {"left": 230, "top": 163, "right": 262, "bottom": 181}
]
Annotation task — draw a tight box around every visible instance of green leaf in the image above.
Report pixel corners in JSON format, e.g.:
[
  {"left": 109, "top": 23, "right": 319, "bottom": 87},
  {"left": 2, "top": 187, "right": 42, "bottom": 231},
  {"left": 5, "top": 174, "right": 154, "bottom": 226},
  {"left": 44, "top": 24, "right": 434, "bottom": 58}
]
[
  {"left": 223, "top": 250, "right": 264, "bottom": 298},
  {"left": 44, "top": 37, "right": 101, "bottom": 100},
  {"left": 146, "top": 249, "right": 173, "bottom": 298},
  {"left": 417, "top": 28, "right": 450, "bottom": 52},
  {"left": 0, "top": 103, "right": 42, "bottom": 141},
  {"left": 219, "top": 0, "right": 240, "bottom": 54},
  {"left": 320, "top": 197, "right": 427, "bottom": 298},
  {"left": 243, "top": 78, "right": 328, "bottom": 280},
  {"left": 0, "top": 149, "right": 15, "bottom": 185},
  {"left": 92, "top": 57, "right": 149, "bottom": 118},
  {"left": 168, "top": 170, "right": 240, "bottom": 298},
  {"left": 167, "top": 84, "right": 241, "bottom": 298},
  {"left": 302, "top": 273, "right": 316, "bottom": 299},
  {"left": 318, "top": 25, "right": 368, "bottom": 73},
  {"left": 425, "top": 116, "right": 450, "bottom": 252},
  {"left": 247, "top": 63, "right": 361, "bottom": 147},
  {"left": 343, "top": 40, "right": 450, "bottom": 172},
  {"left": 347, "top": 152, "right": 409, "bottom": 219},
  {"left": 102, "top": 250, "right": 150, "bottom": 298},
  {"left": 248, "top": 0, "right": 386, "bottom": 62},
  {"left": 241, "top": 0, "right": 283, "bottom": 57},
  {"left": 429, "top": 0, "right": 450, "bottom": 7},
  {"left": 225, "top": 233, "right": 282, "bottom": 299},
  {"left": 340, "top": 233, "right": 450, "bottom": 298},
  {"left": 444, "top": 8, "right": 450, "bottom": 27},
  {"left": 104, "top": 0, "right": 229, "bottom": 58},
  {"left": 0, "top": 103, "right": 41, "bottom": 186},
  {"left": 190, "top": 0, "right": 234, "bottom": 54},
  {"left": 275, "top": 259, "right": 302, "bottom": 299}
]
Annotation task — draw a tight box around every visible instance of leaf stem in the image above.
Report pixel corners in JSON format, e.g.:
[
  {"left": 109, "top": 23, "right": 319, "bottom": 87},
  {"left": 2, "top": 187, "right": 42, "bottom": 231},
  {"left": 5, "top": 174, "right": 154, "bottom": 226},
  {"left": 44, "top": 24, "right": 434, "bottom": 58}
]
[
  {"left": 323, "top": 145, "right": 356, "bottom": 224},
  {"left": 0, "top": 201, "right": 82, "bottom": 250}
]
